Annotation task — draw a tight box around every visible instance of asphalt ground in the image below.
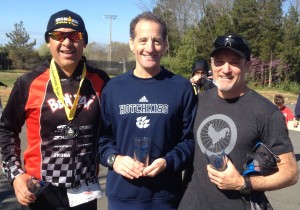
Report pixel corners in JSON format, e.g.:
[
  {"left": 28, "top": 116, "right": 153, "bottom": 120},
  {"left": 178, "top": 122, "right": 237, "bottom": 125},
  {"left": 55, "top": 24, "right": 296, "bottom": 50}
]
[{"left": 0, "top": 104, "right": 299, "bottom": 210}]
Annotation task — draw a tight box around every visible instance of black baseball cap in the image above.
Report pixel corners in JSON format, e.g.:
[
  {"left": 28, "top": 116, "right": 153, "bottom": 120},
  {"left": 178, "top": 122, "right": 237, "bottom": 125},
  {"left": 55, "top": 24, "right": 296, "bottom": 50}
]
[
  {"left": 45, "top": 9, "right": 88, "bottom": 44},
  {"left": 210, "top": 34, "right": 251, "bottom": 60}
]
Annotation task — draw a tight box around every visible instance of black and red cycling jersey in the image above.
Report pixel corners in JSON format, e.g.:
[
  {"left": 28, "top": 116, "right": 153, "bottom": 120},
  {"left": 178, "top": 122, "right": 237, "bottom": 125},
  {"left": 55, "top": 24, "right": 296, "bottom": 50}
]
[{"left": 0, "top": 58, "right": 109, "bottom": 188}]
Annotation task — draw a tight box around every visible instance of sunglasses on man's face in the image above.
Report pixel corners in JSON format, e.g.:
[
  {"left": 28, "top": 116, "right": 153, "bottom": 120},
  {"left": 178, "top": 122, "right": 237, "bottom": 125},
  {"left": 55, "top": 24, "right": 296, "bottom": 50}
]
[{"left": 48, "top": 31, "right": 83, "bottom": 42}]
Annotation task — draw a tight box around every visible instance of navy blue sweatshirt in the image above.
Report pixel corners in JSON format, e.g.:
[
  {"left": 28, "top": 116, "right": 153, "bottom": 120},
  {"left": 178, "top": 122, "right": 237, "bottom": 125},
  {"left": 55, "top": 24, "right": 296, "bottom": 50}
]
[{"left": 98, "top": 67, "right": 197, "bottom": 210}]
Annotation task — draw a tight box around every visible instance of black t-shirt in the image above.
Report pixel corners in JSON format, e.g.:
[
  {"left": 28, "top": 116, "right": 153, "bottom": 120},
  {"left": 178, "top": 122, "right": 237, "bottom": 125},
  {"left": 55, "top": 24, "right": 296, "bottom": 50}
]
[{"left": 179, "top": 88, "right": 294, "bottom": 210}]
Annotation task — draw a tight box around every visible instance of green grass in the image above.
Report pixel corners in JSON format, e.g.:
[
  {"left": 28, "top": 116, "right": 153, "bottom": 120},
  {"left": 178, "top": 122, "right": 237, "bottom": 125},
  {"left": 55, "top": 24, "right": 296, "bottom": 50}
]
[
  {"left": 0, "top": 71, "right": 25, "bottom": 86},
  {"left": 0, "top": 71, "right": 27, "bottom": 107}
]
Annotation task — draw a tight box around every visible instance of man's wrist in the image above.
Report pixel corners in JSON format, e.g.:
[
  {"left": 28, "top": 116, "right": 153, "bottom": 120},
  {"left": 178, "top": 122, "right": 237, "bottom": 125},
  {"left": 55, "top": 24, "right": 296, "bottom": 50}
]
[
  {"left": 240, "top": 176, "right": 253, "bottom": 195},
  {"left": 11, "top": 172, "right": 25, "bottom": 185},
  {"left": 107, "top": 154, "right": 118, "bottom": 169}
]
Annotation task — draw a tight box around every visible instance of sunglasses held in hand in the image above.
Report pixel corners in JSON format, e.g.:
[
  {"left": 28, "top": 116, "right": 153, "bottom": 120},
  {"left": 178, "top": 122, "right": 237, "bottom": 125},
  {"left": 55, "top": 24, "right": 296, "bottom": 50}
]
[{"left": 48, "top": 31, "right": 83, "bottom": 42}]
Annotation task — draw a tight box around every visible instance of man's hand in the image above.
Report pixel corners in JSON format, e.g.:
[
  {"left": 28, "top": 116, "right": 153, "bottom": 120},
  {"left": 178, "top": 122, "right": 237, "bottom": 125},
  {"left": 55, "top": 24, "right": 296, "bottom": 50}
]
[
  {"left": 13, "top": 173, "right": 36, "bottom": 206},
  {"left": 293, "top": 120, "right": 299, "bottom": 128},
  {"left": 207, "top": 158, "right": 244, "bottom": 191},
  {"left": 113, "top": 155, "right": 144, "bottom": 179},
  {"left": 142, "top": 158, "right": 167, "bottom": 177},
  {"left": 190, "top": 75, "right": 201, "bottom": 85}
]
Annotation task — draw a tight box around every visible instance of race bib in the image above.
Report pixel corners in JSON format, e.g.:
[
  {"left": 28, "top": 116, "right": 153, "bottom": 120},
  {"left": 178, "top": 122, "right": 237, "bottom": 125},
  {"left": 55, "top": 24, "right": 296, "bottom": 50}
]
[{"left": 67, "top": 177, "right": 102, "bottom": 207}]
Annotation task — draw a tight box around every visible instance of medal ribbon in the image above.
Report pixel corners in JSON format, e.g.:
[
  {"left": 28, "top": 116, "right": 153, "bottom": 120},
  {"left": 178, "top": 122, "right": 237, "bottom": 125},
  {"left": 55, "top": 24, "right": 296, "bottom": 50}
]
[{"left": 50, "top": 59, "right": 86, "bottom": 121}]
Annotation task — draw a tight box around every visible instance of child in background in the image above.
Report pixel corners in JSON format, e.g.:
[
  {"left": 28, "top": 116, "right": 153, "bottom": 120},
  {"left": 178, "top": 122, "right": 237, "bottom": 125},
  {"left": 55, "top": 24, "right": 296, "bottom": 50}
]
[{"left": 274, "top": 94, "right": 294, "bottom": 125}]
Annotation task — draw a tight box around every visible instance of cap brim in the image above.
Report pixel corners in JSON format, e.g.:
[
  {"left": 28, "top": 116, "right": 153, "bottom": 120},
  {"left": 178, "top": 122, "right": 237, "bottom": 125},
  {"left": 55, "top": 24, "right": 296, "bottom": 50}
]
[{"left": 210, "top": 47, "right": 247, "bottom": 59}]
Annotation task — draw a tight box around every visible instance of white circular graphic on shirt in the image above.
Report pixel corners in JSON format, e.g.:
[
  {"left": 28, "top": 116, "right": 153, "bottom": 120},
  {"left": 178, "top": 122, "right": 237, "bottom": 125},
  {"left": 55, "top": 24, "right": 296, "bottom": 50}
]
[{"left": 196, "top": 114, "right": 237, "bottom": 155}]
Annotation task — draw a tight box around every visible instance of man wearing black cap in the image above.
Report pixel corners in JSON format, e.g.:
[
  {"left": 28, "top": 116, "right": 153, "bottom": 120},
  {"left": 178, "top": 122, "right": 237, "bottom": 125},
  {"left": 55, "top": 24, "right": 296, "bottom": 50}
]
[
  {"left": 179, "top": 34, "right": 298, "bottom": 210},
  {"left": 0, "top": 9, "right": 109, "bottom": 210},
  {"left": 190, "top": 58, "right": 215, "bottom": 95}
]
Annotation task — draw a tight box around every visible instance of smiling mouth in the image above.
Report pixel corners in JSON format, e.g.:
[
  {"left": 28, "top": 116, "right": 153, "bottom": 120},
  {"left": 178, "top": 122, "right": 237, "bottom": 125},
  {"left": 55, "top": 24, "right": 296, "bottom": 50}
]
[
  {"left": 60, "top": 50, "right": 74, "bottom": 54},
  {"left": 143, "top": 54, "right": 156, "bottom": 58},
  {"left": 219, "top": 76, "right": 233, "bottom": 80}
]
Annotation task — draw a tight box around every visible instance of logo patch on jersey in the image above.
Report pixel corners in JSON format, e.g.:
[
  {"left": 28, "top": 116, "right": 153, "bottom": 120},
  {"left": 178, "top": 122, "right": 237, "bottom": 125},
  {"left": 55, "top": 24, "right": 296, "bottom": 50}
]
[
  {"left": 196, "top": 114, "right": 237, "bottom": 155},
  {"left": 139, "top": 96, "right": 148, "bottom": 103},
  {"left": 119, "top": 97, "right": 168, "bottom": 129},
  {"left": 47, "top": 94, "right": 96, "bottom": 113},
  {"left": 136, "top": 116, "right": 150, "bottom": 129}
]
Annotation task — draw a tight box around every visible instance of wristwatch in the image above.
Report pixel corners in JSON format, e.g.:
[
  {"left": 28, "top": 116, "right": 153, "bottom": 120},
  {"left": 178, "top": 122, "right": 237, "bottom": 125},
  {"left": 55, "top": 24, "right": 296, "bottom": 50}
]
[
  {"left": 240, "top": 176, "right": 252, "bottom": 195},
  {"left": 107, "top": 154, "right": 117, "bottom": 169}
]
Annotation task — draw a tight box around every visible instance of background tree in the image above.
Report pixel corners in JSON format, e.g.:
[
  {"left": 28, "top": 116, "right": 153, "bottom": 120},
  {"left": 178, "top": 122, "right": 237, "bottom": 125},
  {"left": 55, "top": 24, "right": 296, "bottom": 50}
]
[
  {"left": 84, "top": 42, "right": 107, "bottom": 60},
  {"left": 111, "top": 41, "right": 132, "bottom": 62},
  {"left": 231, "top": 0, "right": 260, "bottom": 55},
  {"left": 280, "top": 5, "right": 300, "bottom": 82},
  {"left": 5, "top": 21, "right": 36, "bottom": 69},
  {"left": 37, "top": 43, "right": 51, "bottom": 61},
  {"left": 162, "top": 28, "right": 198, "bottom": 78}
]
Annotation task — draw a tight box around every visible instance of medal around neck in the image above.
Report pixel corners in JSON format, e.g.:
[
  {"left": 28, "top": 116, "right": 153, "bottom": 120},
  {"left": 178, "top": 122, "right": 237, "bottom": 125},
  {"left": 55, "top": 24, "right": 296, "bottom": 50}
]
[
  {"left": 62, "top": 125, "right": 79, "bottom": 139},
  {"left": 50, "top": 59, "right": 86, "bottom": 121}
]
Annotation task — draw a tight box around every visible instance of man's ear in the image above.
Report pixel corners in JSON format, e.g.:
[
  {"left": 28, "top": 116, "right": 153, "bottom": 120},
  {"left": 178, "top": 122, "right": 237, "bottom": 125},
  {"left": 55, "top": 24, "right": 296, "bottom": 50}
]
[{"left": 129, "top": 38, "right": 134, "bottom": 52}]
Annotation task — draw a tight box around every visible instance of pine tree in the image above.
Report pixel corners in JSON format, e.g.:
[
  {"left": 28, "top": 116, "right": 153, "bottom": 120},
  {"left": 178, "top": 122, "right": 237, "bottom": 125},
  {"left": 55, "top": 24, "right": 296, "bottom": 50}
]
[
  {"left": 280, "top": 5, "right": 300, "bottom": 81},
  {"left": 5, "top": 21, "right": 36, "bottom": 69}
]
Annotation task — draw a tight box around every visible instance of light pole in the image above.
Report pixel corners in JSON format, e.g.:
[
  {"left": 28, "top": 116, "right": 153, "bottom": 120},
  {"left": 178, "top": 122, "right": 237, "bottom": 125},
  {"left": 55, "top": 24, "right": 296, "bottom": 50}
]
[{"left": 104, "top": 15, "right": 117, "bottom": 70}]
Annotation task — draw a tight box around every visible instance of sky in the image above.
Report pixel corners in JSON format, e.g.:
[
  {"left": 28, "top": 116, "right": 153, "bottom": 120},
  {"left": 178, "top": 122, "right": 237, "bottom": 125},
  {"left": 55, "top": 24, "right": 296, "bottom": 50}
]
[{"left": 0, "top": 0, "right": 154, "bottom": 48}]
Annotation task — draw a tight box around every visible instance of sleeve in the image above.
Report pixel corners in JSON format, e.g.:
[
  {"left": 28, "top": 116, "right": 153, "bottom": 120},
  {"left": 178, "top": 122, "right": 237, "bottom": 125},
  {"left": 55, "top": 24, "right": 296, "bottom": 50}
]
[
  {"left": 98, "top": 86, "right": 120, "bottom": 167},
  {"left": 0, "top": 78, "right": 27, "bottom": 184},
  {"left": 261, "top": 109, "right": 294, "bottom": 155},
  {"left": 163, "top": 83, "right": 197, "bottom": 172}
]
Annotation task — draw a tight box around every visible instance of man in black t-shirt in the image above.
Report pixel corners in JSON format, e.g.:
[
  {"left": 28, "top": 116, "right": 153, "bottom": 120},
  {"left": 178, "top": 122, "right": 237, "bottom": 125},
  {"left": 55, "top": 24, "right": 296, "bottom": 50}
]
[{"left": 179, "top": 34, "right": 298, "bottom": 210}]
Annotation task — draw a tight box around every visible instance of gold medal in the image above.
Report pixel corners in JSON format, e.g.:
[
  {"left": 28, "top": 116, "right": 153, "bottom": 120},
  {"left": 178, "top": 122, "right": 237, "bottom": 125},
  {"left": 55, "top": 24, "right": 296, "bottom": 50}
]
[{"left": 50, "top": 59, "right": 86, "bottom": 121}]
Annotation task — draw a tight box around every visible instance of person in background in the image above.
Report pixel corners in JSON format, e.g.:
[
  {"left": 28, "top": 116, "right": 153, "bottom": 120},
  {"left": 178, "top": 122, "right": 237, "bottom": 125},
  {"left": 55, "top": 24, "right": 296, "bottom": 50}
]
[
  {"left": 183, "top": 59, "right": 216, "bottom": 188},
  {"left": 293, "top": 93, "right": 300, "bottom": 128},
  {"left": 98, "top": 11, "right": 196, "bottom": 210},
  {"left": 190, "top": 58, "right": 216, "bottom": 95},
  {"left": 0, "top": 9, "right": 109, "bottom": 210},
  {"left": 179, "top": 34, "right": 298, "bottom": 210},
  {"left": 274, "top": 94, "right": 294, "bottom": 125}
]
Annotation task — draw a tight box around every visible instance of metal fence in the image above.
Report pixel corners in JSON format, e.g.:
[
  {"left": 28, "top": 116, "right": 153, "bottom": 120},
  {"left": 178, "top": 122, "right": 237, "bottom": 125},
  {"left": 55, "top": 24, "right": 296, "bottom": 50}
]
[{"left": 87, "top": 60, "right": 135, "bottom": 75}]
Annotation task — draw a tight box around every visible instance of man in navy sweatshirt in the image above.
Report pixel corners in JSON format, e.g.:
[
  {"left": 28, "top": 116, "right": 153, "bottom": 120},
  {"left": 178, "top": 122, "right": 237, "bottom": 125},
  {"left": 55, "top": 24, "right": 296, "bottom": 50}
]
[{"left": 98, "top": 11, "right": 197, "bottom": 210}]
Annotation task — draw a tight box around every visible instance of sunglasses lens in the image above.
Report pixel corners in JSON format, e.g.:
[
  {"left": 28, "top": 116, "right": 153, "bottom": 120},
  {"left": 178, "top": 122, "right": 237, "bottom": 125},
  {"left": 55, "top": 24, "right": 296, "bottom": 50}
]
[
  {"left": 68, "top": 32, "right": 83, "bottom": 41},
  {"left": 49, "top": 31, "right": 83, "bottom": 42},
  {"left": 49, "top": 31, "right": 64, "bottom": 41}
]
